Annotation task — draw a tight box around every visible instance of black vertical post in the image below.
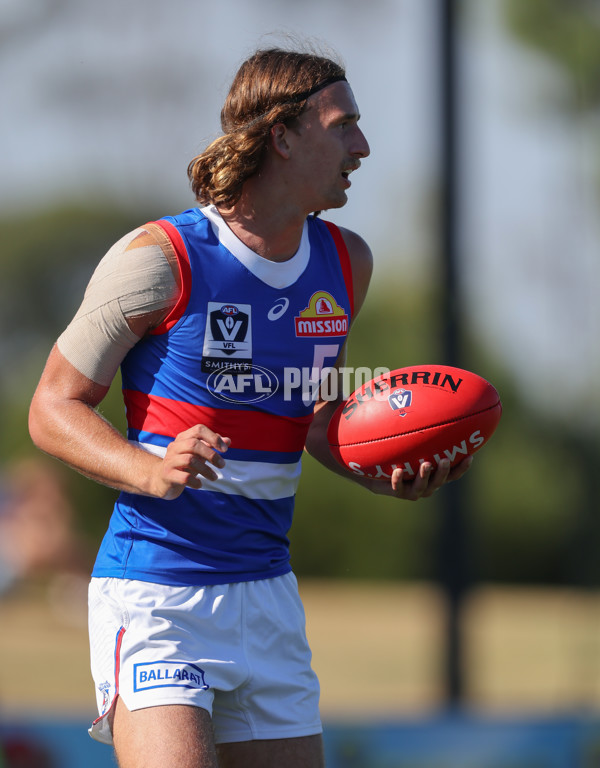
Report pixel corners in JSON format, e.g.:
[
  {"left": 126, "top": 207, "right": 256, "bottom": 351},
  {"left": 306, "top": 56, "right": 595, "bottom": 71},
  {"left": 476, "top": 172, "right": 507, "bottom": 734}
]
[
  {"left": 438, "top": 0, "right": 468, "bottom": 706},
  {"left": 440, "top": 0, "right": 459, "bottom": 365}
]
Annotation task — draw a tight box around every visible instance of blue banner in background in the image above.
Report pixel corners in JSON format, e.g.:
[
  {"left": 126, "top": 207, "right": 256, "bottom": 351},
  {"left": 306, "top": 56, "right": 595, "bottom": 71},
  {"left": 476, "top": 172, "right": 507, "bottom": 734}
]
[
  {"left": 3, "top": 714, "right": 600, "bottom": 767},
  {"left": 324, "top": 715, "right": 600, "bottom": 768},
  {"left": 1, "top": 718, "right": 113, "bottom": 768}
]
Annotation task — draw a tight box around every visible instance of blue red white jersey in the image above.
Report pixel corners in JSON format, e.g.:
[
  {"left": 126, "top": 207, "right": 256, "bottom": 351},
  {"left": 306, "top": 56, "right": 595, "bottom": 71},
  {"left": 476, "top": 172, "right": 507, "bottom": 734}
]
[{"left": 91, "top": 206, "right": 354, "bottom": 586}]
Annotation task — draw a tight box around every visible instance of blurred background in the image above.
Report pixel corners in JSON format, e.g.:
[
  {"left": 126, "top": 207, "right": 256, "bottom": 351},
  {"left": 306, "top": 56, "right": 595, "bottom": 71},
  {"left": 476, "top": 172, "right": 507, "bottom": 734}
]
[{"left": 1, "top": 0, "right": 599, "bottom": 765}]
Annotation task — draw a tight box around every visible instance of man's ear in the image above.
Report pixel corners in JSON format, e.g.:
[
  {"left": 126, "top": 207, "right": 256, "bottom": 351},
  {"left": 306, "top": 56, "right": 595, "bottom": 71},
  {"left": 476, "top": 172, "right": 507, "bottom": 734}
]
[{"left": 270, "top": 123, "right": 292, "bottom": 159}]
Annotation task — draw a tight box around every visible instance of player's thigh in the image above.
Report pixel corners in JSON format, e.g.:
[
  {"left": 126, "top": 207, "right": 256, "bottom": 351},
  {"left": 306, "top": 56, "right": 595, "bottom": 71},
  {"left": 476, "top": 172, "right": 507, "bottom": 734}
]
[
  {"left": 111, "top": 697, "right": 219, "bottom": 768},
  {"left": 216, "top": 734, "right": 325, "bottom": 768}
]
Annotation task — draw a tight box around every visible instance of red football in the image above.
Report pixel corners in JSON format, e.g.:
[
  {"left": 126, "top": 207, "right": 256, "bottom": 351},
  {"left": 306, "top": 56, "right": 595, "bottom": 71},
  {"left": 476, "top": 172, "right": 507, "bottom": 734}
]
[{"left": 327, "top": 365, "right": 502, "bottom": 480}]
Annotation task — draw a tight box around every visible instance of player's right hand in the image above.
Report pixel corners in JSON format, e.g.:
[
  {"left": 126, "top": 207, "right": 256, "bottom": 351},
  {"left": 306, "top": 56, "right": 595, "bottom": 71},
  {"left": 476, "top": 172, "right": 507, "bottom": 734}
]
[{"left": 151, "top": 424, "right": 231, "bottom": 500}]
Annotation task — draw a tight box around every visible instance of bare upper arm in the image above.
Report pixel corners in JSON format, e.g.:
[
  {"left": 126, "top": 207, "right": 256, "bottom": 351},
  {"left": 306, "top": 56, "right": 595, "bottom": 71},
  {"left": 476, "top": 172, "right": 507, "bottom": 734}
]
[
  {"left": 308, "top": 227, "right": 373, "bottom": 419},
  {"left": 335, "top": 225, "right": 373, "bottom": 321}
]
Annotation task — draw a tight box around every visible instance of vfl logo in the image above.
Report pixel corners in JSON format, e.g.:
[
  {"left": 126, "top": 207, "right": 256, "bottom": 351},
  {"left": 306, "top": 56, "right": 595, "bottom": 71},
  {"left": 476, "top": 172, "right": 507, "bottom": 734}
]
[
  {"left": 202, "top": 302, "right": 252, "bottom": 373},
  {"left": 295, "top": 291, "right": 348, "bottom": 338},
  {"left": 133, "top": 661, "right": 209, "bottom": 692},
  {"left": 207, "top": 365, "right": 279, "bottom": 404},
  {"left": 211, "top": 305, "right": 247, "bottom": 349},
  {"left": 388, "top": 388, "right": 412, "bottom": 414}
]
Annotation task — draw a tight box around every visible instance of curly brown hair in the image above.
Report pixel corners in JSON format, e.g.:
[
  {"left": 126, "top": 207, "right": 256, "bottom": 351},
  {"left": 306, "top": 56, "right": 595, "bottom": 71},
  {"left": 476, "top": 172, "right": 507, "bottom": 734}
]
[{"left": 187, "top": 48, "right": 346, "bottom": 207}]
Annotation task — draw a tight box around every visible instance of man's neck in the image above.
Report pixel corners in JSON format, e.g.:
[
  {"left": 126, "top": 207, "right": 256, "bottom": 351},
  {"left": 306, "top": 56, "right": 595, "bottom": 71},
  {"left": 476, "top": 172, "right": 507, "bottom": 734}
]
[{"left": 217, "top": 182, "right": 310, "bottom": 263}]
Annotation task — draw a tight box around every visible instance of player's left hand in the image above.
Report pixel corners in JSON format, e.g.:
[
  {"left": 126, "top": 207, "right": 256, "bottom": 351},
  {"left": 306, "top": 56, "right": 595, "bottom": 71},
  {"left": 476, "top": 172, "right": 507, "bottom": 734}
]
[{"left": 368, "top": 456, "right": 473, "bottom": 501}]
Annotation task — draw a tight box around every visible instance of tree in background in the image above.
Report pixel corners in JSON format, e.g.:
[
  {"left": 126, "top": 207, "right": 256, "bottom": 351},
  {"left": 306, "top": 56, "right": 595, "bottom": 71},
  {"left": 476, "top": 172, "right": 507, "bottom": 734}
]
[{"left": 504, "top": 0, "right": 600, "bottom": 109}]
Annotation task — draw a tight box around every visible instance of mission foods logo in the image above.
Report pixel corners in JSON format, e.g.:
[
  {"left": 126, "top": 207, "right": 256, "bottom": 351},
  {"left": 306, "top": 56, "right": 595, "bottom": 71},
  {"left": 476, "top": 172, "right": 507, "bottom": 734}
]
[{"left": 295, "top": 291, "right": 348, "bottom": 338}]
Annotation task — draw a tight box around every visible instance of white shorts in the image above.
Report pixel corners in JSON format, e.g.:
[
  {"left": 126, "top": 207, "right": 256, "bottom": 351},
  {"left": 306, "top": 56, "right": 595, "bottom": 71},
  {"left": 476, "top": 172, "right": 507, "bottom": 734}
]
[{"left": 88, "top": 573, "right": 322, "bottom": 745}]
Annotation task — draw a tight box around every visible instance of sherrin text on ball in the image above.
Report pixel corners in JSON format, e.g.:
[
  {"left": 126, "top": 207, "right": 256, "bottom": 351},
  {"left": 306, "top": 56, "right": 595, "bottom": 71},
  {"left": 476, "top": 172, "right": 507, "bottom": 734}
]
[{"left": 327, "top": 365, "right": 502, "bottom": 479}]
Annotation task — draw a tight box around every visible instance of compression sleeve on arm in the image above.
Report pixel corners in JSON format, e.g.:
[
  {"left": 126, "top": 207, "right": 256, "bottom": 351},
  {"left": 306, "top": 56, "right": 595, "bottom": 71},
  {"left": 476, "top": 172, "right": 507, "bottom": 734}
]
[{"left": 57, "top": 226, "right": 179, "bottom": 387}]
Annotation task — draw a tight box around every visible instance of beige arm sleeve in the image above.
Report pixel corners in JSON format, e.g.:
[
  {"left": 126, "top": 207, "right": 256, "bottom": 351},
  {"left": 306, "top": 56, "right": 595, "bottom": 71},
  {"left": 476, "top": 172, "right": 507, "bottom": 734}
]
[{"left": 57, "top": 224, "right": 179, "bottom": 387}]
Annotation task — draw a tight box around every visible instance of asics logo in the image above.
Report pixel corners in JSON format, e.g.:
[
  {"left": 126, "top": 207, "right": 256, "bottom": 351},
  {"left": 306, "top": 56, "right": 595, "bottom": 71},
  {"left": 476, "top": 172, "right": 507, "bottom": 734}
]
[{"left": 267, "top": 298, "right": 289, "bottom": 321}]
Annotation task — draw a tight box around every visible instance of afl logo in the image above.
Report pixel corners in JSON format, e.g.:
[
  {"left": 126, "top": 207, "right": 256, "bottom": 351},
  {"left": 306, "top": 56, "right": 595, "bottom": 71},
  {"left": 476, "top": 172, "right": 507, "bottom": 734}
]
[
  {"left": 207, "top": 365, "right": 279, "bottom": 404},
  {"left": 220, "top": 305, "right": 239, "bottom": 316}
]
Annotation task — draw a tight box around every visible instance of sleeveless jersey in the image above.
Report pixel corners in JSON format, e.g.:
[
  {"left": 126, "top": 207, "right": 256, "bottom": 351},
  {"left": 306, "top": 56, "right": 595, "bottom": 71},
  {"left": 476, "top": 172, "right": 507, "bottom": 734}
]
[{"left": 91, "top": 206, "right": 354, "bottom": 586}]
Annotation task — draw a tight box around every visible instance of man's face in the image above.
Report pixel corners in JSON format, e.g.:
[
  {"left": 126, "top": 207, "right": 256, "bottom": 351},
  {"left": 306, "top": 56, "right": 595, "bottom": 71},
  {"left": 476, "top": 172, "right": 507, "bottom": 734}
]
[{"left": 287, "top": 81, "right": 370, "bottom": 213}]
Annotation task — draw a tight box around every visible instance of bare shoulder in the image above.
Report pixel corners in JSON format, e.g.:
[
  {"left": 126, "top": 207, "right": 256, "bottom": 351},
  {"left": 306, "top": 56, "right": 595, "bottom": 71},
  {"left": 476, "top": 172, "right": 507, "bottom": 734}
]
[{"left": 336, "top": 225, "right": 373, "bottom": 316}]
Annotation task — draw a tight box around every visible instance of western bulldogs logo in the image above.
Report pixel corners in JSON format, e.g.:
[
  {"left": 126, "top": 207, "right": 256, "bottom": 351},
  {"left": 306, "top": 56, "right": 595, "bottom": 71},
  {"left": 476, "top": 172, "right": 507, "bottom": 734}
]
[
  {"left": 98, "top": 680, "right": 112, "bottom": 715},
  {"left": 202, "top": 302, "right": 252, "bottom": 373}
]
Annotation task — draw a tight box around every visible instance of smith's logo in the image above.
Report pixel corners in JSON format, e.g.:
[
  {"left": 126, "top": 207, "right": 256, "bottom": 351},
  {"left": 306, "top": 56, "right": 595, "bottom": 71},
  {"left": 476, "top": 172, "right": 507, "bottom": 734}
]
[
  {"left": 295, "top": 291, "right": 348, "bottom": 338},
  {"left": 133, "top": 662, "right": 209, "bottom": 692}
]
